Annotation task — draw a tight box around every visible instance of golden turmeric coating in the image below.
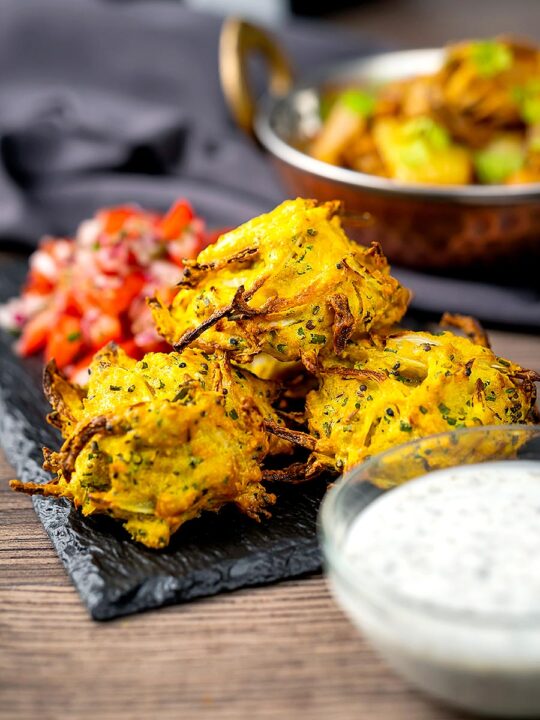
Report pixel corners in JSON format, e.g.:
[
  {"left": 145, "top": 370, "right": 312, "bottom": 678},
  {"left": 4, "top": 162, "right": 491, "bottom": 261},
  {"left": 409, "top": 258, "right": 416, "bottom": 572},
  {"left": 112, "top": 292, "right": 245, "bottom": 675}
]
[
  {"left": 151, "top": 199, "right": 410, "bottom": 363},
  {"left": 10, "top": 198, "right": 539, "bottom": 549},
  {"left": 301, "top": 327, "right": 539, "bottom": 474},
  {"left": 48, "top": 344, "right": 292, "bottom": 457},
  {"left": 11, "top": 345, "right": 296, "bottom": 548}
]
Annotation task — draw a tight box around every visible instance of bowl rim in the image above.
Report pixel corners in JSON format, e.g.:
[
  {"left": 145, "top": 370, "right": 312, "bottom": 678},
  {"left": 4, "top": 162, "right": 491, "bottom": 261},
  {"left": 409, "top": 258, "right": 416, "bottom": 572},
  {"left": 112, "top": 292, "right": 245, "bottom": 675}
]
[
  {"left": 255, "top": 47, "right": 540, "bottom": 204},
  {"left": 318, "top": 423, "right": 540, "bottom": 627}
]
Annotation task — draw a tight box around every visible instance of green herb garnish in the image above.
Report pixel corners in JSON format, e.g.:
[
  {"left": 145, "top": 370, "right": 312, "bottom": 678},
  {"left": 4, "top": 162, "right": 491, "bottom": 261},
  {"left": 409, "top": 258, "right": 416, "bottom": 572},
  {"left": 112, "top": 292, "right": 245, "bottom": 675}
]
[
  {"left": 172, "top": 387, "right": 189, "bottom": 402},
  {"left": 339, "top": 89, "right": 377, "bottom": 118},
  {"left": 471, "top": 40, "right": 513, "bottom": 77},
  {"left": 513, "top": 79, "right": 540, "bottom": 124},
  {"left": 474, "top": 138, "right": 524, "bottom": 184},
  {"left": 400, "top": 117, "right": 450, "bottom": 167}
]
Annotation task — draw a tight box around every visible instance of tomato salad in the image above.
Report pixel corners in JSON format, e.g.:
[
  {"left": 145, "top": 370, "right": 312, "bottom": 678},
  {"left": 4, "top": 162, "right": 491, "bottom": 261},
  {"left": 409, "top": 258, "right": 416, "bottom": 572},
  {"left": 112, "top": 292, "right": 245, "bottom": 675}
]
[{"left": 0, "top": 200, "right": 208, "bottom": 383}]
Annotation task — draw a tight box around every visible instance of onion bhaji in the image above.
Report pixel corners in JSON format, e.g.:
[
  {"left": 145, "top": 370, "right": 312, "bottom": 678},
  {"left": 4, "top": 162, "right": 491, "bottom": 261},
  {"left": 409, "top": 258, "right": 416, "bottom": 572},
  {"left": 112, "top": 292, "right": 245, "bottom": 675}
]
[
  {"left": 151, "top": 199, "right": 410, "bottom": 363},
  {"left": 10, "top": 198, "right": 539, "bottom": 549},
  {"left": 300, "top": 326, "right": 539, "bottom": 475},
  {"left": 11, "top": 345, "right": 293, "bottom": 548}
]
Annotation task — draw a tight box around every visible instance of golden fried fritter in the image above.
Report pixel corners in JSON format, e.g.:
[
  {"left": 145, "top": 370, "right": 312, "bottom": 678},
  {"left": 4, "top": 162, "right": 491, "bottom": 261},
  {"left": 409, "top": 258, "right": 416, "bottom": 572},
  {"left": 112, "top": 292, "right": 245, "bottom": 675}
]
[
  {"left": 300, "top": 327, "right": 539, "bottom": 474},
  {"left": 151, "top": 199, "right": 410, "bottom": 363},
  {"left": 240, "top": 353, "right": 303, "bottom": 382},
  {"left": 11, "top": 345, "right": 295, "bottom": 547},
  {"left": 12, "top": 195, "right": 538, "bottom": 550},
  {"left": 55, "top": 344, "right": 292, "bottom": 456}
]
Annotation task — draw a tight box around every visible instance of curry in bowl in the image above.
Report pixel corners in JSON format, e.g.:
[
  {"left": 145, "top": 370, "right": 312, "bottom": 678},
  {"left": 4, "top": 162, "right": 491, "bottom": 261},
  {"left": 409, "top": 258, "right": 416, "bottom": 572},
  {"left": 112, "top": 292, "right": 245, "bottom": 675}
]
[{"left": 309, "top": 38, "right": 540, "bottom": 186}]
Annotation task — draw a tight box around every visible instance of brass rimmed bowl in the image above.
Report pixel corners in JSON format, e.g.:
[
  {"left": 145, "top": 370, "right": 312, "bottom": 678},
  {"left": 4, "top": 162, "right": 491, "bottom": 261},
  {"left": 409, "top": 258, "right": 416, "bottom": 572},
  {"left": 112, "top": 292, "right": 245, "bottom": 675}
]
[{"left": 220, "top": 19, "right": 540, "bottom": 270}]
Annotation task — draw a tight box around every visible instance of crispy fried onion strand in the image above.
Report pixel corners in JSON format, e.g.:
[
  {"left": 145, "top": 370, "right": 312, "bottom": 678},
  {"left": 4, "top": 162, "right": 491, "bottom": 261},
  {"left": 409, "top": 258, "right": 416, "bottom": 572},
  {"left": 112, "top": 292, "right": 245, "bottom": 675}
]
[
  {"left": 262, "top": 462, "right": 309, "bottom": 484},
  {"left": 440, "top": 313, "right": 491, "bottom": 348},
  {"left": 173, "top": 283, "right": 279, "bottom": 353},
  {"left": 328, "top": 293, "right": 355, "bottom": 355},
  {"left": 263, "top": 419, "right": 316, "bottom": 451}
]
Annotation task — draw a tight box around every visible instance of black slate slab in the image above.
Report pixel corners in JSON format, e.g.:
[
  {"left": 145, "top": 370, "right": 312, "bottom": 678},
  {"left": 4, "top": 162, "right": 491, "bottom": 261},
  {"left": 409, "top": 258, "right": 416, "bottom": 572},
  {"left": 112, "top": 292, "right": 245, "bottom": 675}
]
[{"left": 0, "top": 258, "right": 325, "bottom": 620}]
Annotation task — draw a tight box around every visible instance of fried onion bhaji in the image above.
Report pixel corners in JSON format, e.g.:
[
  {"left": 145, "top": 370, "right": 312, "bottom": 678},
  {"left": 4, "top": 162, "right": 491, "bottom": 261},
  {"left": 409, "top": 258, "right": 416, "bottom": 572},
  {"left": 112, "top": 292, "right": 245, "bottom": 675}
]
[
  {"left": 283, "top": 325, "right": 539, "bottom": 476},
  {"left": 151, "top": 199, "right": 410, "bottom": 363},
  {"left": 11, "top": 345, "right": 294, "bottom": 548}
]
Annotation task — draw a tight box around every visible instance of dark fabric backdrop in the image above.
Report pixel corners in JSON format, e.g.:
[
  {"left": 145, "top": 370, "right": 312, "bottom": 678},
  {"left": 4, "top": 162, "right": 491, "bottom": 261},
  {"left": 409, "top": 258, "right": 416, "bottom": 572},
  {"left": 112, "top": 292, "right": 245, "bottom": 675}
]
[
  {"left": 0, "top": 0, "right": 538, "bottom": 327},
  {"left": 0, "top": 0, "right": 377, "bottom": 242}
]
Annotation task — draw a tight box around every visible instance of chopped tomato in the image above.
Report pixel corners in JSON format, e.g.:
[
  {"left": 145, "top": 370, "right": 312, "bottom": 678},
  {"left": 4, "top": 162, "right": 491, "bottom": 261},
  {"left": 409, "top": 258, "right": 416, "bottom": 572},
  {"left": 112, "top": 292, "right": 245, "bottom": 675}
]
[
  {"left": 159, "top": 200, "right": 194, "bottom": 240},
  {"left": 60, "top": 287, "right": 86, "bottom": 316},
  {"left": 111, "top": 273, "right": 147, "bottom": 313},
  {"left": 117, "top": 338, "right": 148, "bottom": 360},
  {"left": 137, "top": 338, "right": 171, "bottom": 354},
  {"left": 87, "top": 314, "right": 122, "bottom": 349},
  {"left": 66, "top": 352, "right": 97, "bottom": 384},
  {"left": 100, "top": 206, "right": 139, "bottom": 235},
  {"left": 1, "top": 199, "right": 206, "bottom": 381},
  {"left": 24, "top": 273, "right": 55, "bottom": 295},
  {"left": 17, "top": 309, "right": 56, "bottom": 356},
  {"left": 153, "top": 285, "right": 178, "bottom": 307},
  {"left": 45, "top": 316, "right": 83, "bottom": 367},
  {"left": 79, "top": 272, "right": 146, "bottom": 314}
]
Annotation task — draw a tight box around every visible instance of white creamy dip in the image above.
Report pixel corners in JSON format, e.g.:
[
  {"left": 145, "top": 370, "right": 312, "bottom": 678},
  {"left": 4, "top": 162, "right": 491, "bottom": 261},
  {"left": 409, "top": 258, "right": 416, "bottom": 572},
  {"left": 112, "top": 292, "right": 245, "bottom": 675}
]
[
  {"left": 328, "top": 460, "right": 540, "bottom": 717},
  {"left": 344, "top": 460, "right": 540, "bottom": 618}
]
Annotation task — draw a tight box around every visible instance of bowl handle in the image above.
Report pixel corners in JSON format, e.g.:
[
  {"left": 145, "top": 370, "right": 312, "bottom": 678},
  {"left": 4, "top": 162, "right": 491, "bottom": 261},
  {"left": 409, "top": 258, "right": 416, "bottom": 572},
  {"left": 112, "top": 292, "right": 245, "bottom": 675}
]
[{"left": 219, "top": 17, "right": 294, "bottom": 138}]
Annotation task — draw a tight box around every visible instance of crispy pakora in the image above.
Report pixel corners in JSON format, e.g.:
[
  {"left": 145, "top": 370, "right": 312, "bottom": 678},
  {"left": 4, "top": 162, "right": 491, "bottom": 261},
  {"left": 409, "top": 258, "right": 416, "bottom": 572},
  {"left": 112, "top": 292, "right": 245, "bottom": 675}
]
[
  {"left": 151, "top": 199, "right": 410, "bottom": 363},
  {"left": 11, "top": 345, "right": 295, "bottom": 547},
  {"left": 10, "top": 196, "right": 539, "bottom": 551},
  {"left": 283, "top": 324, "right": 539, "bottom": 475},
  {"left": 240, "top": 352, "right": 303, "bottom": 382}
]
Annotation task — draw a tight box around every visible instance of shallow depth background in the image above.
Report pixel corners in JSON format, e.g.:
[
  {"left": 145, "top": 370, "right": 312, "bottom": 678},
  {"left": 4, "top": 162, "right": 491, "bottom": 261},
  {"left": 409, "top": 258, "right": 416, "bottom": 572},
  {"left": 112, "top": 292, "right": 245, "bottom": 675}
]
[{"left": 329, "top": 0, "right": 540, "bottom": 47}]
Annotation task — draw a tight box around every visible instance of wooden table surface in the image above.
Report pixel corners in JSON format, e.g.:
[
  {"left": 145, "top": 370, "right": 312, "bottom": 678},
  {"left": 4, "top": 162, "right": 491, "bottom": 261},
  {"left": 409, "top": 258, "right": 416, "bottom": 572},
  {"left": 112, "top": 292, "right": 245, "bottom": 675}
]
[{"left": 1, "top": 328, "right": 539, "bottom": 720}]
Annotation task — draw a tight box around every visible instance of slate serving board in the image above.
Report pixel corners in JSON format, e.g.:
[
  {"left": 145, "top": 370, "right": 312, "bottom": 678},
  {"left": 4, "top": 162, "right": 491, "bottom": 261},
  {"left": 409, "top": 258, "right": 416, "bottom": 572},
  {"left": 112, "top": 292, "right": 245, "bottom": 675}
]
[{"left": 0, "top": 258, "right": 326, "bottom": 620}]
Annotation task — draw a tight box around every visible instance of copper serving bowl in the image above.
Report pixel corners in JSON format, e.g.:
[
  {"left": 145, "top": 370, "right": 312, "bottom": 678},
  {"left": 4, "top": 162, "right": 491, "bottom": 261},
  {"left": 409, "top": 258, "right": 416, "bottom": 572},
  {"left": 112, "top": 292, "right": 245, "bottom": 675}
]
[{"left": 220, "top": 19, "right": 540, "bottom": 270}]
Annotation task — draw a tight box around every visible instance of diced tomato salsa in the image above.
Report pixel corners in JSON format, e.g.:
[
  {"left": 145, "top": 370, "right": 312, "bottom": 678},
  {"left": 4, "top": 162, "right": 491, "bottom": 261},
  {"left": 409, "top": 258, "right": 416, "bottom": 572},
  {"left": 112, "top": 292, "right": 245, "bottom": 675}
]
[{"left": 0, "top": 200, "right": 208, "bottom": 383}]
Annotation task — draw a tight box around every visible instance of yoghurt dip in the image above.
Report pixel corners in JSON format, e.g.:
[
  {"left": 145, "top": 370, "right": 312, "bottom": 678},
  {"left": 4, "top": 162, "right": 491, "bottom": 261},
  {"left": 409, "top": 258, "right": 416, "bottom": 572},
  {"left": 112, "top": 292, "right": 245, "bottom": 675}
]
[{"left": 329, "top": 460, "right": 540, "bottom": 717}]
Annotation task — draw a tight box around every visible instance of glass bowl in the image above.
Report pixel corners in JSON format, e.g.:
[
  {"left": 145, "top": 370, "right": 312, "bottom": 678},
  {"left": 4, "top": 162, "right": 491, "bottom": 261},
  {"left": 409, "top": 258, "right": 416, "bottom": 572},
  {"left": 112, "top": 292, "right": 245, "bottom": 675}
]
[{"left": 319, "top": 424, "right": 540, "bottom": 717}]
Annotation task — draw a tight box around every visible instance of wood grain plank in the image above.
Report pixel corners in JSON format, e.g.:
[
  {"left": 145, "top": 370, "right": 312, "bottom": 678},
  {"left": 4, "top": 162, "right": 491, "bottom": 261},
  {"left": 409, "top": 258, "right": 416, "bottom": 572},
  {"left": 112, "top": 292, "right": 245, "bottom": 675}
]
[
  {"left": 1, "top": 327, "right": 537, "bottom": 720},
  {"left": 0, "top": 448, "right": 463, "bottom": 720}
]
